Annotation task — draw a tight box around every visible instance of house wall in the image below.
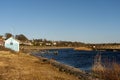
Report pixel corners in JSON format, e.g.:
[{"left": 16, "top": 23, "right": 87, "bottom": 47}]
[{"left": 5, "top": 38, "right": 19, "bottom": 52}]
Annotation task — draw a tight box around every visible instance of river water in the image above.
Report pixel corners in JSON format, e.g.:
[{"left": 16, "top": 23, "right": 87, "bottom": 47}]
[{"left": 32, "top": 49, "right": 120, "bottom": 72}]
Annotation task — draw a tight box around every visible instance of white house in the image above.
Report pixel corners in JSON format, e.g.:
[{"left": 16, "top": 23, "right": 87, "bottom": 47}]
[{"left": 5, "top": 37, "right": 19, "bottom": 52}]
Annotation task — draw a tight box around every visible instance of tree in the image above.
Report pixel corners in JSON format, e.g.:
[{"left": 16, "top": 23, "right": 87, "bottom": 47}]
[
  {"left": 15, "top": 34, "right": 28, "bottom": 41},
  {"left": 5, "top": 33, "right": 13, "bottom": 39}
]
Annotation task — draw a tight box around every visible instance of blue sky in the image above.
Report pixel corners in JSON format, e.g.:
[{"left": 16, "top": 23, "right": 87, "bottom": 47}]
[{"left": 0, "top": 0, "right": 120, "bottom": 43}]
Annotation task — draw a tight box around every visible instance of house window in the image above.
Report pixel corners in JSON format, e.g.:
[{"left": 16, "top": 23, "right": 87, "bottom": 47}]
[{"left": 10, "top": 42, "right": 13, "bottom": 45}]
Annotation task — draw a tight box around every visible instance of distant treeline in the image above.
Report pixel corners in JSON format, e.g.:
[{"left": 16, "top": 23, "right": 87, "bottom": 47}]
[
  {"left": 1, "top": 33, "right": 120, "bottom": 47},
  {"left": 86, "top": 43, "right": 120, "bottom": 49},
  {"left": 30, "top": 39, "right": 86, "bottom": 47},
  {"left": 30, "top": 39, "right": 120, "bottom": 48}
]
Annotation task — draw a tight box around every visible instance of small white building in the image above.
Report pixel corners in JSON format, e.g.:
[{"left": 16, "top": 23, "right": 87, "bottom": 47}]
[{"left": 5, "top": 37, "right": 19, "bottom": 52}]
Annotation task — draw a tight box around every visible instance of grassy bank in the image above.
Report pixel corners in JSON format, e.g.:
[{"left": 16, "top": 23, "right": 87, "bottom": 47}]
[
  {"left": 21, "top": 46, "right": 93, "bottom": 52},
  {"left": 21, "top": 46, "right": 73, "bottom": 50},
  {"left": 0, "top": 51, "right": 79, "bottom": 80},
  {"left": 74, "top": 47, "right": 93, "bottom": 51}
]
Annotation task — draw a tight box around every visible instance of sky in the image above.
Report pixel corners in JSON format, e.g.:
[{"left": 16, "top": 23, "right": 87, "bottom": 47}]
[{"left": 0, "top": 0, "right": 120, "bottom": 43}]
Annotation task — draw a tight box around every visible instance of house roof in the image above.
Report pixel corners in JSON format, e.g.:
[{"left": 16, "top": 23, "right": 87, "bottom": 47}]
[{"left": 5, "top": 37, "right": 20, "bottom": 43}]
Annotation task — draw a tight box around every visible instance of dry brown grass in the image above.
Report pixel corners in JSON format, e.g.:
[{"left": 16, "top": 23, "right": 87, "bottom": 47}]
[
  {"left": 74, "top": 47, "right": 92, "bottom": 51},
  {"left": 92, "top": 58, "right": 120, "bottom": 80},
  {"left": 101, "top": 63, "right": 120, "bottom": 80},
  {"left": 0, "top": 51, "right": 79, "bottom": 80}
]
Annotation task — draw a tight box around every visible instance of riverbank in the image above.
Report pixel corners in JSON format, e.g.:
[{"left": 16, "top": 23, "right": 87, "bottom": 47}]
[
  {"left": 21, "top": 46, "right": 93, "bottom": 52},
  {"left": 0, "top": 51, "right": 79, "bottom": 80},
  {"left": 21, "top": 46, "right": 72, "bottom": 50},
  {"left": 74, "top": 47, "right": 93, "bottom": 51}
]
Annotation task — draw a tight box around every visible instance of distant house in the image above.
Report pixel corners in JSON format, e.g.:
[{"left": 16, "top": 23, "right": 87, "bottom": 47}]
[
  {"left": 46, "top": 43, "right": 51, "bottom": 46},
  {"left": 5, "top": 37, "right": 19, "bottom": 52},
  {"left": 20, "top": 41, "right": 33, "bottom": 46}
]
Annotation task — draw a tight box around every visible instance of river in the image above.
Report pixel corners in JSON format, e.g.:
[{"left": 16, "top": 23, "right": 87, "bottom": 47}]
[{"left": 32, "top": 48, "right": 120, "bottom": 72}]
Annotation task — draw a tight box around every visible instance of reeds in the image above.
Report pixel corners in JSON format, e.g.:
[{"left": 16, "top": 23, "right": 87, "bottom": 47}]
[
  {"left": 92, "top": 54, "right": 120, "bottom": 80},
  {"left": 92, "top": 54, "right": 105, "bottom": 72},
  {"left": 101, "top": 63, "right": 120, "bottom": 80}
]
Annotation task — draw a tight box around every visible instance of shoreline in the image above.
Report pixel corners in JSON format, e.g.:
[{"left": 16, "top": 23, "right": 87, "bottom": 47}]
[
  {"left": 30, "top": 53, "right": 100, "bottom": 80},
  {"left": 23, "top": 46, "right": 93, "bottom": 75},
  {"left": 22, "top": 46, "right": 94, "bottom": 75},
  {"left": 21, "top": 46, "right": 93, "bottom": 52},
  {"left": 21, "top": 46, "right": 74, "bottom": 53},
  {"left": 31, "top": 54, "right": 94, "bottom": 80},
  {"left": 21, "top": 46, "right": 73, "bottom": 50},
  {"left": 74, "top": 47, "right": 93, "bottom": 51}
]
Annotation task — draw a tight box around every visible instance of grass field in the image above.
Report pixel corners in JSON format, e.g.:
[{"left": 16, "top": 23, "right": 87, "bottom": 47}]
[{"left": 0, "top": 51, "right": 79, "bottom": 80}]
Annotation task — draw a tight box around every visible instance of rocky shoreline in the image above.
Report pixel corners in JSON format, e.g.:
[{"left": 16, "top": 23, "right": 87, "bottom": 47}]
[{"left": 32, "top": 54, "right": 100, "bottom": 80}]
